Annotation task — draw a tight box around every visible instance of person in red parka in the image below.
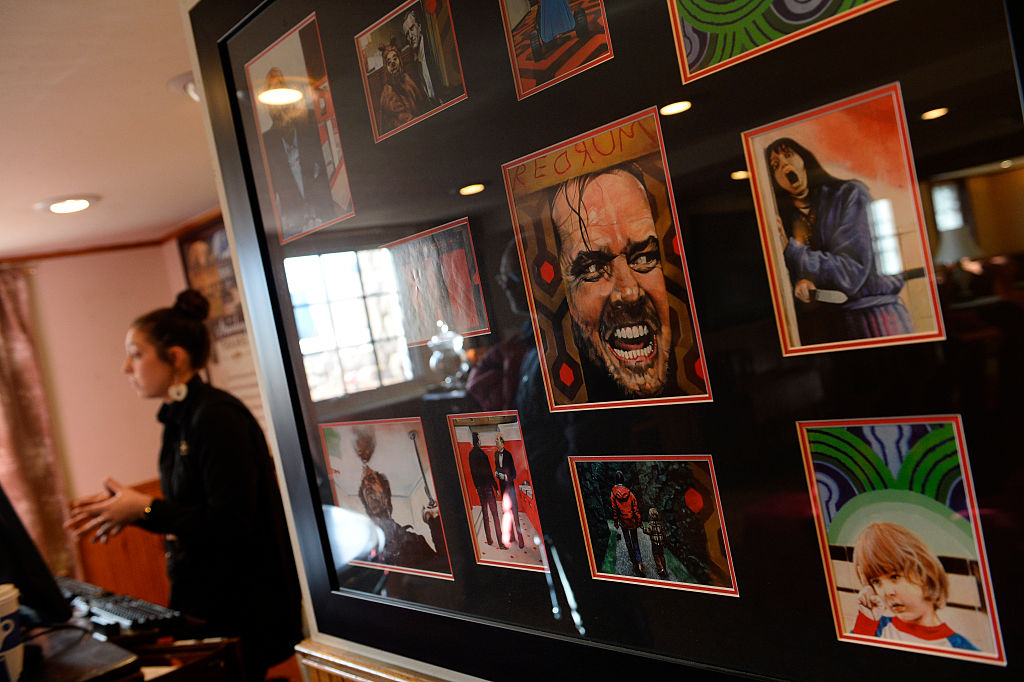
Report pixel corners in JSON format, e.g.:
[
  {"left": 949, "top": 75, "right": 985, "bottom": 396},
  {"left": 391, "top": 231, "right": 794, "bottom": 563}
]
[{"left": 610, "top": 470, "right": 643, "bottom": 576}]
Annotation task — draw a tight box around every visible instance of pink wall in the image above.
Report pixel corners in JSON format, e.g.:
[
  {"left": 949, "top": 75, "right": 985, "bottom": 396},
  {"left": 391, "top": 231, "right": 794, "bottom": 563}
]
[{"left": 30, "top": 245, "right": 181, "bottom": 498}]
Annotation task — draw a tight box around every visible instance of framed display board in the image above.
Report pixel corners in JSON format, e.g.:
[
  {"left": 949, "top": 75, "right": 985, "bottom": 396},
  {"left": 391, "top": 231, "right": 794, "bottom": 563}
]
[
  {"left": 188, "top": 0, "right": 1023, "bottom": 678},
  {"left": 178, "top": 219, "right": 268, "bottom": 430}
]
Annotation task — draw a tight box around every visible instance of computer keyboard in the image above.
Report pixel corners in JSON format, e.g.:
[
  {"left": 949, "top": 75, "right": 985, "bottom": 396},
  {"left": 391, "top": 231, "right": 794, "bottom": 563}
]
[
  {"left": 87, "top": 594, "right": 181, "bottom": 630},
  {"left": 56, "top": 576, "right": 181, "bottom": 632},
  {"left": 56, "top": 575, "right": 108, "bottom": 601}
]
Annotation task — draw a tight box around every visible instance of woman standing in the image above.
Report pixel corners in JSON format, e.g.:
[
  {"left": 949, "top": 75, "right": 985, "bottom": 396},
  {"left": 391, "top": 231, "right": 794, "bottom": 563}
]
[
  {"left": 765, "top": 137, "right": 913, "bottom": 345},
  {"left": 67, "top": 290, "right": 302, "bottom": 680}
]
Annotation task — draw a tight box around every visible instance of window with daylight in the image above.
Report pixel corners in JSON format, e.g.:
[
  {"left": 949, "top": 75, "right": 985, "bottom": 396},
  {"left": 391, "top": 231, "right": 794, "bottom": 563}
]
[
  {"left": 869, "top": 199, "right": 903, "bottom": 276},
  {"left": 284, "top": 249, "right": 413, "bottom": 401},
  {"left": 930, "top": 182, "right": 965, "bottom": 232}
]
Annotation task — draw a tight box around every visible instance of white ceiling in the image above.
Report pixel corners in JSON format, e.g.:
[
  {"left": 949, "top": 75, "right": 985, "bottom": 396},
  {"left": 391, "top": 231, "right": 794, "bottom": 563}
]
[{"left": 0, "top": 0, "right": 219, "bottom": 260}]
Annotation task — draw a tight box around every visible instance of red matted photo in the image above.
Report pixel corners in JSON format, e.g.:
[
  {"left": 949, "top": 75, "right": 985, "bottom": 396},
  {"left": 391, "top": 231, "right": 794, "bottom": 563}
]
[
  {"left": 244, "top": 13, "right": 355, "bottom": 243},
  {"left": 498, "top": 0, "right": 613, "bottom": 100},
  {"left": 502, "top": 108, "right": 711, "bottom": 411},
  {"left": 319, "top": 417, "right": 453, "bottom": 580},
  {"left": 568, "top": 455, "right": 737, "bottom": 594},
  {"left": 384, "top": 218, "right": 489, "bottom": 347},
  {"left": 667, "top": 0, "right": 896, "bottom": 84},
  {"left": 742, "top": 83, "right": 944, "bottom": 356},
  {"left": 354, "top": 0, "right": 467, "bottom": 142},
  {"left": 446, "top": 411, "right": 547, "bottom": 572},
  {"left": 797, "top": 415, "right": 1005, "bottom": 665}
]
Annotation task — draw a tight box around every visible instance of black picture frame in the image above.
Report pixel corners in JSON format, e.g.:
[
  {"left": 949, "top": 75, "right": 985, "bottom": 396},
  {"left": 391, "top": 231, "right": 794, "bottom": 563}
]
[{"left": 188, "top": 0, "right": 1024, "bottom": 678}]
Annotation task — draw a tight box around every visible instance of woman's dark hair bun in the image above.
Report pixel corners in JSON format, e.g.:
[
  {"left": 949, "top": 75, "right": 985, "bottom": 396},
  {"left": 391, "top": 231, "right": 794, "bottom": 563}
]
[{"left": 173, "top": 289, "right": 211, "bottom": 322}]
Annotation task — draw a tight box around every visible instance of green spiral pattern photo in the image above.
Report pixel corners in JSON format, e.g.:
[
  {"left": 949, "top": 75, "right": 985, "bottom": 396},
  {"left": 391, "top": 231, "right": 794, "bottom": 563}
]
[{"left": 674, "top": 0, "right": 885, "bottom": 79}]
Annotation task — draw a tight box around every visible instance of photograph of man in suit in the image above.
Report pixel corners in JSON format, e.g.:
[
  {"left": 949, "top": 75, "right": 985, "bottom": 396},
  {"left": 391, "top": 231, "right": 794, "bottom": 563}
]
[
  {"left": 260, "top": 67, "right": 340, "bottom": 239},
  {"left": 356, "top": 0, "right": 466, "bottom": 142},
  {"left": 402, "top": 7, "right": 444, "bottom": 108},
  {"left": 493, "top": 434, "right": 525, "bottom": 549},
  {"left": 467, "top": 431, "right": 504, "bottom": 549}
]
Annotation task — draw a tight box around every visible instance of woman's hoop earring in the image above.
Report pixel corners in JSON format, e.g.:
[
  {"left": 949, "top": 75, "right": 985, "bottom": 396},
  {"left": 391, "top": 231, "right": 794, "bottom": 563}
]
[{"left": 168, "top": 382, "right": 188, "bottom": 402}]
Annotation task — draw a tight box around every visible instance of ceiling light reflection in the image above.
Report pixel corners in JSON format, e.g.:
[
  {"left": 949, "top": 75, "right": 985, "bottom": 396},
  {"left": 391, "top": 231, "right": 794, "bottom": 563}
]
[
  {"left": 730, "top": 170, "right": 750, "bottom": 181},
  {"left": 36, "top": 195, "right": 100, "bottom": 214},
  {"left": 920, "top": 107, "right": 949, "bottom": 121},
  {"left": 659, "top": 101, "right": 692, "bottom": 116},
  {"left": 459, "top": 183, "right": 485, "bottom": 196},
  {"left": 258, "top": 88, "right": 303, "bottom": 105},
  {"left": 49, "top": 199, "right": 91, "bottom": 214}
]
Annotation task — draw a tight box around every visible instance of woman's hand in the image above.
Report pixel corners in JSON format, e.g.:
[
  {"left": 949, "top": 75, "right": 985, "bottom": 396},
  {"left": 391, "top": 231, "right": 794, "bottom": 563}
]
[
  {"left": 65, "top": 478, "right": 153, "bottom": 544},
  {"left": 793, "top": 278, "right": 817, "bottom": 303}
]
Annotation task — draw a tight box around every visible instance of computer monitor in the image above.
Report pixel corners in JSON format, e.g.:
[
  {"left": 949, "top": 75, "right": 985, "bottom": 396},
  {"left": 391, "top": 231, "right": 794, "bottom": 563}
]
[{"left": 0, "top": 481, "right": 72, "bottom": 625}]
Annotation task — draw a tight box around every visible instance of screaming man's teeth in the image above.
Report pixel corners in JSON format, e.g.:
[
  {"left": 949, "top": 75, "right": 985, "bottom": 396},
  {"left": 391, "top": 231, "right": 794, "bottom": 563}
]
[
  {"left": 613, "top": 324, "right": 650, "bottom": 340},
  {"left": 611, "top": 342, "right": 653, "bottom": 360}
]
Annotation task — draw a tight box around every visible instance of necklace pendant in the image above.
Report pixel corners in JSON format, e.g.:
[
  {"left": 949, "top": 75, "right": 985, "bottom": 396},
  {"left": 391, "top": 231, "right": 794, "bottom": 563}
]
[{"left": 179, "top": 441, "right": 190, "bottom": 456}]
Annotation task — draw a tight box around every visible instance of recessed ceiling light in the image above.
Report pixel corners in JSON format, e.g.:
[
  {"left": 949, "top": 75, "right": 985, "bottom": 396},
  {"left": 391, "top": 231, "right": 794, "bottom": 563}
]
[
  {"left": 659, "top": 101, "right": 692, "bottom": 116},
  {"left": 35, "top": 195, "right": 100, "bottom": 214},
  {"left": 1000, "top": 160, "right": 1013, "bottom": 169},
  {"left": 730, "top": 170, "right": 750, "bottom": 181},
  {"left": 258, "top": 88, "right": 303, "bottom": 105},
  {"left": 459, "top": 183, "right": 485, "bottom": 196},
  {"left": 921, "top": 107, "right": 949, "bottom": 121}
]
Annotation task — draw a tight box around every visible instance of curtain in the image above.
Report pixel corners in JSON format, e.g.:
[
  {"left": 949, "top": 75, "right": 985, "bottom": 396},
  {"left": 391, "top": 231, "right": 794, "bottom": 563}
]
[{"left": 0, "top": 267, "right": 75, "bottom": 575}]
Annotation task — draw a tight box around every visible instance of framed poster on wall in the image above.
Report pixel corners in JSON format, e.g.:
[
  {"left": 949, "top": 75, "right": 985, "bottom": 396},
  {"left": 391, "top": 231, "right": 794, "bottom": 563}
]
[
  {"left": 667, "top": 0, "right": 898, "bottom": 84},
  {"left": 178, "top": 219, "right": 266, "bottom": 430},
  {"left": 497, "top": 0, "right": 613, "bottom": 100},
  {"left": 568, "top": 455, "right": 738, "bottom": 594},
  {"left": 447, "top": 411, "right": 547, "bottom": 572},
  {"left": 742, "top": 83, "right": 945, "bottom": 355},
  {"left": 189, "top": 0, "right": 1023, "bottom": 678},
  {"left": 503, "top": 108, "right": 711, "bottom": 411},
  {"left": 244, "top": 13, "right": 355, "bottom": 242},
  {"left": 797, "top": 416, "right": 1005, "bottom": 665},
  {"left": 384, "top": 218, "right": 489, "bottom": 347},
  {"left": 354, "top": 0, "right": 468, "bottom": 142}
]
